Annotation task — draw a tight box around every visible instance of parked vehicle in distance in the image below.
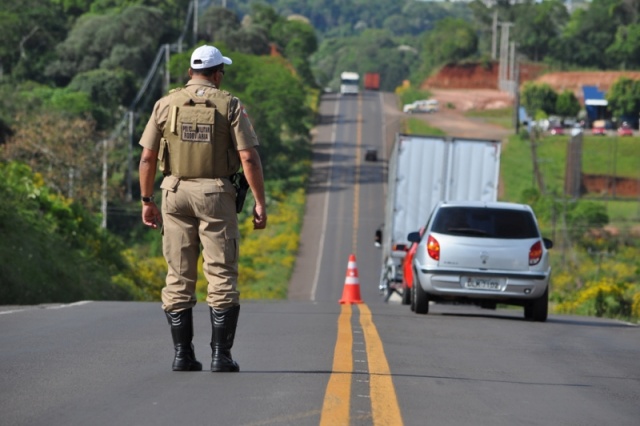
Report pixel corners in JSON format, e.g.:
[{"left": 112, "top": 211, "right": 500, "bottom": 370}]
[
  {"left": 591, "top": 119, "right": 607, "bottom": 136},
  {"left": 549, "top": 126, "right": 564, "bottom": 136},
  {"left": 617, "top": 122, "right": 633, "bottom": 137},
  {"left": 403, "top": 99, "right": 438, "bottom": 114},
  {"left": 592, "top": 126, "right": 607, "bottom": 136},
  {"left": 408, "top": 201, "right": 553, "bottom": 322}
]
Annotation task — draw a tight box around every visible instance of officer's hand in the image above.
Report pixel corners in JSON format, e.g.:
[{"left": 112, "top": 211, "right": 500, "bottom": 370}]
[
  {"left": 252, "top": 204, "right": 267, "bottom": 230},
  {"left": 142, "top": 203, "right": 163, "bottom": 229}
]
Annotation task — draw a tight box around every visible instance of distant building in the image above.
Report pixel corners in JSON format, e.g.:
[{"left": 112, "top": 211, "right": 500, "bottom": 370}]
[{"left": 582, "top": 86, "right": 608, "bottom": 124}]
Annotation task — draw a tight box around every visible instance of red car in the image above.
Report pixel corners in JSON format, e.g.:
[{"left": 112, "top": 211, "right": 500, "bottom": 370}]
[
  {"left": 618, "top": 123, "right": 634, "bottom": 137},
  {"left": 549, "top": 126, "right": 564, "bottom": 136},
  {"left": 592, "top": 127, "right": 607, "bottom": 136}
]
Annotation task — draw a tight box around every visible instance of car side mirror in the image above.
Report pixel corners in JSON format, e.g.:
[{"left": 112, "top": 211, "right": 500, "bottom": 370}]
[
  {"left": 543, "top": 238, "right": 553, "bottom": 249},
  {"left": 407, "top": 231, "right": 421, "bottom": 243}
]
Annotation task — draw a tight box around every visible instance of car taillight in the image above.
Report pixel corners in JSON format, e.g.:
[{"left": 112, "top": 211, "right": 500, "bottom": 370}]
[
  {"left": 529, "top": 241, "right": 543, "bottom": 265},
  {"left": 427, "top": 235, "right": 440, "bottom": 260}
]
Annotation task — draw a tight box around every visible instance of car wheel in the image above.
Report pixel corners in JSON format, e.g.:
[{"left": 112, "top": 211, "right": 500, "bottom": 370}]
[
  {"left": 413, "top": 271, "right": 430, "bottom": 315},
  {"left": 524, "top": 288, "right": 548, "bottom": 322}
]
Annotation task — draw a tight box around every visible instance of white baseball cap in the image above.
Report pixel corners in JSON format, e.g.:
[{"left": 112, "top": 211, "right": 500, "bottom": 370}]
[{"left": 190, "top": 45, "right": 232, "bottom": 69}]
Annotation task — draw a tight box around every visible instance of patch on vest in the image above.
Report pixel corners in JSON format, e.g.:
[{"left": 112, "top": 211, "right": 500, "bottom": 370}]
[{"left": 181, "top": 123, "right": 212, "bottom": 142}]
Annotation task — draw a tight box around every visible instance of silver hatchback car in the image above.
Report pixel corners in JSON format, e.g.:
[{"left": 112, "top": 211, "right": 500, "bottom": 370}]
[{"left": 408, "top": 201, "right": 552, "bottom": 321}]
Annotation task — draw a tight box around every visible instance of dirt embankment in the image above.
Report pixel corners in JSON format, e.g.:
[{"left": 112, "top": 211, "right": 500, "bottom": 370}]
[
  {"left": 412, "top": 63, "right": 640, "bottom": 198},
  {"left": 422, "top": 62, "right": 546, "bottom": 90},
  {"left": 423, "top": 62, "right": 640, "bottom": 102}
]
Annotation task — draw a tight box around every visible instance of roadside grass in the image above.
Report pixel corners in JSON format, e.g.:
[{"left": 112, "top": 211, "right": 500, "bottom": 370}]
[
  {"left": 501, "top": 133, "right": 640, "bottom": 224},
  {"left": 405, "top": 117, "right": 447, "bottom": 136},
  {"left": 465, "top": 107, "right": 515, "bottom": 130},
  {"left": 396, "top": 86, "right": 432, "bottom": 107}
]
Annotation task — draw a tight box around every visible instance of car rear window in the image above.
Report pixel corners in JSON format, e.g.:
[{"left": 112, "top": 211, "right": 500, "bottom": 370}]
[{"left": 432, "top": 207, "right": 539, "bottom": 239}]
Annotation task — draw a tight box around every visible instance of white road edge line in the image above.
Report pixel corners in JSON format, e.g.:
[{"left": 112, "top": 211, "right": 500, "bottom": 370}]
[
  {"left": 311, "top": 98, "right": 340, "bottom": 302},
  {"left": 0, "top": 300, "right": 93, "bottom": 315}
]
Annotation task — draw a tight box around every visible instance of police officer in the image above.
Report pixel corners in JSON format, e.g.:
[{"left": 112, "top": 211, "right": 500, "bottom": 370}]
[{"left": 138, "top": 45, "right": 267, "bottom": 372}]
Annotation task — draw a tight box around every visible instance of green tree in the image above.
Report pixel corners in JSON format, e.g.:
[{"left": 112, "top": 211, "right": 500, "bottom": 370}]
[
  {"left": 607, "top": 24, "right": 640, "bottom": 69},
  {"left": 0, "top": 161, "right": 150, "bottom": 304},
  {"left": 0, "top": 0, "right": 68, "bottom": 81},
  {"left": 550, "top": 0, "right": 621, "bottom": 69},
  {"left": 512, "top": 0, "right": 569, "bottom": 62},
  {"left": 231, "top": 55, "right": 311, "bottom": 178},
  {"left": 271, "top": 18, "right": 318, "bottom": 86},
  {"left": 521, "top": 82, "right": 558, "bottom": 118},
  {"left": 556, "top": 90, "right": 581, "bottom": 118},
  {"left": 311, "top": 29, "right": 419, "bottom": 91},
  {"left": 2, "top": 109, "right": 101, "bottom": 208},
  {"left": 199, "top": 6, "right": 242, "bottom": 43},
  {"left": 68, "top": 68, "right": 137, "bottom": 128},
  {"left": 421, "top": 18, "right": 478, "bottom": 75},
  {"left": 47, "top": 5, "right": 167, "bottom": 85},
  {"left": 50, "top": 0, "right": 92, "bottom": 16},
  {"left": 606, "top": 77, "right": 640, "bottom": 118}
]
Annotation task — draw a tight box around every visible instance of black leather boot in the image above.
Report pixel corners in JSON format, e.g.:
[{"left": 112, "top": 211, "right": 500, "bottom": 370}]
[
  {"left": 165, "top": 308, "right": 202, "bottom": 372},
  {"left": 210, "top": 305, "right": 240, "bottom": 372}
]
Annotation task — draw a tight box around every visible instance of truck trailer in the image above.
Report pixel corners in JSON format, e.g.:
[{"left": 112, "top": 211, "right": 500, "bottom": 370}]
[
  {"left": 378, "top": 133, "right": 502, "bottom": 301},
  {"left": 363, "top": 72, "right": 380, "bottom": 90}
]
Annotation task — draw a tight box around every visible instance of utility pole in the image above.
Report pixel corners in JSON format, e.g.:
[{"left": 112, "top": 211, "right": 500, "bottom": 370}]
[
  {"left": 101, "top": 139, "right": 108, "bottom": 229},
  {"left": 491, "top": 11, "right": 498, "bottom": 60},
  {"left": 512, "top": 57, "right": 520, "bottom": 134},
  {"left": 530, "top": 130, "right": 546, "bottom": 194},
  {"left": 164, "top": 43, "right": 170, "bottom": 94},
  {"left": 127, "top": 110, "right": 134, "bottom": 202},
  {"left": 498, "top": 22, "right": 513, "bottom": 92},
  {"left": 509, "top": 41, "right": 516, "bottom": 94},
  {"left": 193, "top": 0, "right": 199, "bottom": 45}
]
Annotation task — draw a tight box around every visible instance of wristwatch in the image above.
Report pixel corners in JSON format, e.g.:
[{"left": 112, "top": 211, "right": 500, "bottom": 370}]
[{"left": 141, "top": 195, "right": 154, "bottom": 203}]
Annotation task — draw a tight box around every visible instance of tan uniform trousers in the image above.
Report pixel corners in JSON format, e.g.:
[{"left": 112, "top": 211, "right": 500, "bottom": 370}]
[{"left": 160, "top": 175, "right": 240, "bottom": 312}]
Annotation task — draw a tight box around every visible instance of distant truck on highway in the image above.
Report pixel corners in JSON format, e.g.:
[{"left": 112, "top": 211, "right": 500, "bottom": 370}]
[
  {"left": 340, "top": 72, "right": 360, "bottom": 95},
  {"left": 377, "top": 133, "right": 502, "bottom": 301},
  {"left": 363, "top": 72, "right": 380, "bottom": 90}
]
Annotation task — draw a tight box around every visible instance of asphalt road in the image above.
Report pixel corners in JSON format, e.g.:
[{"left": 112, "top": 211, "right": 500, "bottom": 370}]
[{"left": 1, "top": 92, "right": 639, "bottom": 426}]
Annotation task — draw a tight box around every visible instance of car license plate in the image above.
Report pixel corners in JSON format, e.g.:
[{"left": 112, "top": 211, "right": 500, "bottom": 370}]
[{"left": 463, "top": 277, "right": 501, "bottom": 290}]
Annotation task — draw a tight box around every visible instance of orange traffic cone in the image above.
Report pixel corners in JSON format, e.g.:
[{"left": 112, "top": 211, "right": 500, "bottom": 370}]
[{"left": 339, "top": 254, "right": 363, "bottom": 304}]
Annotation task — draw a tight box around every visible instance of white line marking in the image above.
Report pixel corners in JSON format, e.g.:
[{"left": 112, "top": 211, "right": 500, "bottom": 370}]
[
  {"left": 0, "top": 300, "right": 92, "bottom": 315},
  {"left": 311, "top": 99, "right": 340, "bottom": 302}
]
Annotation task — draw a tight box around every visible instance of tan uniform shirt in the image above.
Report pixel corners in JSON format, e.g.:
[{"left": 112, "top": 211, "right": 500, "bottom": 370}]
[{"left": 139, "top": 79, "right": 258, "bottom": 153}]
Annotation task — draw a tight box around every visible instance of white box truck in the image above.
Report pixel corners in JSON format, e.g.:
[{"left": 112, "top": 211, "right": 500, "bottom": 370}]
[
  {"left": 340, "top": 71, "right": 360, "bottom": 95},
  {"left": 377, "top": 133, "right": 502, "bottom": 301}
]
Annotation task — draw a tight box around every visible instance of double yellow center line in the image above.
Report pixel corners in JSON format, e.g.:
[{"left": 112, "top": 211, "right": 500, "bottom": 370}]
[
  {"left": 320, "top": 93, "right": 403, "bottom": 425},
  {"left": 320, "top": 304, "right": 403, "bottom": 425}
]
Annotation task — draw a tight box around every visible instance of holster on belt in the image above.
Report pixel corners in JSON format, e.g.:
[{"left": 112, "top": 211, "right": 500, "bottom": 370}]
[{"left": 231, "top": 172, "right": 249, "bottom": 214}]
